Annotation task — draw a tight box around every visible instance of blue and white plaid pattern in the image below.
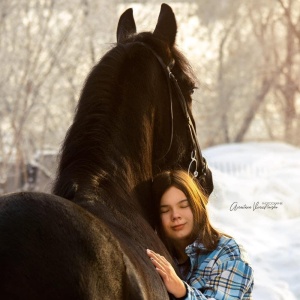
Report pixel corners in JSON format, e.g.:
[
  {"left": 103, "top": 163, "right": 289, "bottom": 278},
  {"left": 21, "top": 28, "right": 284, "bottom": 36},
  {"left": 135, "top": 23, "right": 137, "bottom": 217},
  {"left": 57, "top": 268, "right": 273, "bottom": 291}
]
[{"left": 176, "top": 236, "right": 254, "bottom": 300}]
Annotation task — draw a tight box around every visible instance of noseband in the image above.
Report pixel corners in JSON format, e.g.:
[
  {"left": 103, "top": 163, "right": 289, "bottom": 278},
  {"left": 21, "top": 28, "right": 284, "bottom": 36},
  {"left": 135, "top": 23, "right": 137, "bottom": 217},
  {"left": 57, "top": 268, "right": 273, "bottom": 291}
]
[{"left": 138, "top": 43, "right": 207, "bottom": 179}]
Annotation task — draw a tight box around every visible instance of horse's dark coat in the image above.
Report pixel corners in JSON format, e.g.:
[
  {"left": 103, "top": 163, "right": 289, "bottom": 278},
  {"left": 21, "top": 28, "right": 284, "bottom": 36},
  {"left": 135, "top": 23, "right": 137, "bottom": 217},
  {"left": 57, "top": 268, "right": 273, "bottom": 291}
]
[{"left": 0, "top": 4, "right": 213, "bottom": 299}]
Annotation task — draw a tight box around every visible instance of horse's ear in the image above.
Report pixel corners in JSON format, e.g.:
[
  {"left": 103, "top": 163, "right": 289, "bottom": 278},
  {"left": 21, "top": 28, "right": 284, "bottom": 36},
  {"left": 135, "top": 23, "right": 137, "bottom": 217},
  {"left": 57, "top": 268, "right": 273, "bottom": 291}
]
[
  {"left": 153, "top": 3, "right": 177, "bottom": 47},
  {"left": 117, "top": 8, "right": 136, "bottom": 43}
]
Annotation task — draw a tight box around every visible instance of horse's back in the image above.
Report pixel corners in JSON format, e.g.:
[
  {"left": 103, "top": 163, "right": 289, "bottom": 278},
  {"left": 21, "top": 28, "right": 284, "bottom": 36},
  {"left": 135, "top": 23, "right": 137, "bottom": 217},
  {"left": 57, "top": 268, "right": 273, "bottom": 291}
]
[{"left": 0, "top": 192, "right": 161, "bottom": 300}]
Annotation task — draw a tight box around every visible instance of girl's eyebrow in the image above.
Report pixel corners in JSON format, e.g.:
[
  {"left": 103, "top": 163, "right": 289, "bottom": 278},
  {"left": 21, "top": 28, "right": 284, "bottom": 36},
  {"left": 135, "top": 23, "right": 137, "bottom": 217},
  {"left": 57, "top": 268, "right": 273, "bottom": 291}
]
[{"left": 160, "top": 199, "right": 188, "bottom": 208}]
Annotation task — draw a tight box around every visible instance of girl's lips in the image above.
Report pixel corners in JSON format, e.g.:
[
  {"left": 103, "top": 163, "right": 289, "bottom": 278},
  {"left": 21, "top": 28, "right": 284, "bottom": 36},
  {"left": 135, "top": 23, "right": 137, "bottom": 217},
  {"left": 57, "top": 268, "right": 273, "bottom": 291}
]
[{"left": 172, "top": 224, "right": 185, "bottom": 231}]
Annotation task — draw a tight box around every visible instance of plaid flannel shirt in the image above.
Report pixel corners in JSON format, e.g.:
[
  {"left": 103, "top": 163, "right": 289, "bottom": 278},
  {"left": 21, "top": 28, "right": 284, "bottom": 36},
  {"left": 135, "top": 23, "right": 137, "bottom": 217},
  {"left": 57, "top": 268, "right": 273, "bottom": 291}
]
[{"left": 175, "top": 235, "right": 254, "bottom": 300}]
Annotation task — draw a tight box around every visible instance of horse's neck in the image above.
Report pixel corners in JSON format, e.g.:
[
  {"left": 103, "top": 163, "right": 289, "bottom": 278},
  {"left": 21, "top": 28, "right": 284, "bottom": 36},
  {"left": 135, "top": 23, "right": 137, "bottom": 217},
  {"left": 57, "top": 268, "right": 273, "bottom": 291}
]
[
  {"left": 107, "top": 115, "right": 154, "bottom": 197},
  {"left": 69, "top": 112, "right": 154, "bottom": 223},
  {"left": 54, "top": 44, "right": 158, "bottom": 221}
]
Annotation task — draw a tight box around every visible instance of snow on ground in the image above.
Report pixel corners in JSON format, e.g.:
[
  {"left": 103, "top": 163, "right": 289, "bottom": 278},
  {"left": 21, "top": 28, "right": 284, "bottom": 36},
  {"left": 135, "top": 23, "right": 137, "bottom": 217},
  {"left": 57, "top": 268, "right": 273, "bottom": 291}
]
[{"left": 203, "top": 142, "right": 300, "bottom": 300}]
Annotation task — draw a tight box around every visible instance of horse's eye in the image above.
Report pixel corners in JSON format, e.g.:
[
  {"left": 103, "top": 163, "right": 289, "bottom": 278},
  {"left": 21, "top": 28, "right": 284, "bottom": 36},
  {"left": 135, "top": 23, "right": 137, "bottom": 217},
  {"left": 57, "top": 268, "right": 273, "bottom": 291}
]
[{"left": 189, "top": 87, "right": 197, "bottom": 95}]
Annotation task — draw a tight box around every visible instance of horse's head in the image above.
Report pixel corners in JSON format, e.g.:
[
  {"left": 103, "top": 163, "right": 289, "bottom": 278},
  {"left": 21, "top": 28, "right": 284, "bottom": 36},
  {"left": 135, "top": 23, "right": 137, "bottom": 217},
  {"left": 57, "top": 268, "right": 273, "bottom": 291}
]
[
  {"left": 53, "top": 4, "right": 213, "bottom": 212},
  {"left": 117, "top": 4, "right": 213, "bottom": 195}
]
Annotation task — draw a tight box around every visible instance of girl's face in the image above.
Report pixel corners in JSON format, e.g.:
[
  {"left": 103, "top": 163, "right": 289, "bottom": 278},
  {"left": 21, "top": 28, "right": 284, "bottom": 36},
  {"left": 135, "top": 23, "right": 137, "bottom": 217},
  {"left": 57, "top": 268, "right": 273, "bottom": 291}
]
[{"left": 160, "top": 186, "right": 194, "bottom": 246}]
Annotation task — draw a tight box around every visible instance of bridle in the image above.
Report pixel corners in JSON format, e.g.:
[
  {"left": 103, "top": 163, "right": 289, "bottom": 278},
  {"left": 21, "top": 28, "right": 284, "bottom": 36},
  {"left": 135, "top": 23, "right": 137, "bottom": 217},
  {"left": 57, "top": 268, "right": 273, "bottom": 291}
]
[{"left": 137, "top": 42, "right": 207, "bottom": 179}]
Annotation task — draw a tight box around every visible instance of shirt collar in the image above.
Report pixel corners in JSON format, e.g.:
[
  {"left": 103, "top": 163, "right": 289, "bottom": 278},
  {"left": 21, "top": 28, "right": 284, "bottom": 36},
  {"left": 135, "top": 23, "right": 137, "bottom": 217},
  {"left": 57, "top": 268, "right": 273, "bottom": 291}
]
[{"left": 185, "top": 238, "right": 207, "bottom": 255}]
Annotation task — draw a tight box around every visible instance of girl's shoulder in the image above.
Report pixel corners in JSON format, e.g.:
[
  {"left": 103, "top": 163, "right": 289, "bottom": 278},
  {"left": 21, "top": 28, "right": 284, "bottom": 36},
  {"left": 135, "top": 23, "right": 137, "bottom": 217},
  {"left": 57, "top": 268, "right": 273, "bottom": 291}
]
[{"left": 216, "top": 235, "right": 251, "bottom": 264}]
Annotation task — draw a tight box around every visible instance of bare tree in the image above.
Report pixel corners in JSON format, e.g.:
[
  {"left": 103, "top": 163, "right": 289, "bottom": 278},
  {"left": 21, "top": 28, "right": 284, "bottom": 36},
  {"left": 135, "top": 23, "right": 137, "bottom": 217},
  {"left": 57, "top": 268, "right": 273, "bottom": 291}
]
[
  {"left": 0, "top": 0, "right": 118, "bottom": 193},
  {"left": 194, "top": 0, "right": 300, "bottom": 146}
]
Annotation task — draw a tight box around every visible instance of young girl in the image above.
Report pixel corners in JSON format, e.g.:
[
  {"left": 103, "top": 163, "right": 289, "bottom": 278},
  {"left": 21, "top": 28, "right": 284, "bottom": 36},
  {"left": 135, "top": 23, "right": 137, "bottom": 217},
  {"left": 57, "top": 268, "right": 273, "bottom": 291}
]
[{"left": 147, "top": 170, "right": 253, "bottom": 299}]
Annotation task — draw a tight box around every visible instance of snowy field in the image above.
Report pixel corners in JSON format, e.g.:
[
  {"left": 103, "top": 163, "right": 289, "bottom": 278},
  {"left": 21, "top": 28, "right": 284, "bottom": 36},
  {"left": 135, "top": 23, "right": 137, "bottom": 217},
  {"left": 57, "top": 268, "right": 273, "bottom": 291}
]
[{"left": 203, "top": 142, "right": 300, "bottom": 299}]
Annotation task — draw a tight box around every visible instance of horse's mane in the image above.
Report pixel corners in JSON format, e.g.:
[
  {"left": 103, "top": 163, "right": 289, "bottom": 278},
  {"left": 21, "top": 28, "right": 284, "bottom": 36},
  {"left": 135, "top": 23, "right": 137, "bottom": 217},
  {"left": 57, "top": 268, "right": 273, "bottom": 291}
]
[{"left": 52, "top": 45, "right": 128, "bottom": 200}]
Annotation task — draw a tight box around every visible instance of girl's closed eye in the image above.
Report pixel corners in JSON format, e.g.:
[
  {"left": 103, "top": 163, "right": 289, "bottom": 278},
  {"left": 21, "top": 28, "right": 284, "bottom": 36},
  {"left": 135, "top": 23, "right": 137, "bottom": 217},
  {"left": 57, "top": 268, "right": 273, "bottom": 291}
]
[
  {"left": 180, "top": 200, "right": 189, "bottom": 208},
  {"left": 180, "top": 204, "right": 189, "bottom": 209}
]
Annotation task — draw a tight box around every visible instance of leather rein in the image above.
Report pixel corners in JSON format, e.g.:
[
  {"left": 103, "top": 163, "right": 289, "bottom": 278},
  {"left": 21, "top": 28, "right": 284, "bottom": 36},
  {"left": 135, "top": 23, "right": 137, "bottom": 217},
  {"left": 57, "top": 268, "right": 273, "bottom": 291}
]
[{"left": 138, "top": 43, "right": 207, "bottom": 179}]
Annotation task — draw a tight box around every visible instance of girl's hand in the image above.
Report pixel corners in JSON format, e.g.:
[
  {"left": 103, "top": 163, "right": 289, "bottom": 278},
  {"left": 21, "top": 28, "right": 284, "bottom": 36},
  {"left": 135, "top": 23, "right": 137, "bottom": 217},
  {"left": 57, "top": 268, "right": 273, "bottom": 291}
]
[{"left": 146, "top": 249, "right": 186, "bottom": 298}]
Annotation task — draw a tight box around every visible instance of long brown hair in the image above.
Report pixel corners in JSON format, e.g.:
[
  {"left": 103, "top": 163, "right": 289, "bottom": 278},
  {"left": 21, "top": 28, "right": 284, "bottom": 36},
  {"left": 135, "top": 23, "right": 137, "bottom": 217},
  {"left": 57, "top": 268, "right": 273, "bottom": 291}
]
[{"left": 152, "top": 170, "right": 220, "bottom": 256}]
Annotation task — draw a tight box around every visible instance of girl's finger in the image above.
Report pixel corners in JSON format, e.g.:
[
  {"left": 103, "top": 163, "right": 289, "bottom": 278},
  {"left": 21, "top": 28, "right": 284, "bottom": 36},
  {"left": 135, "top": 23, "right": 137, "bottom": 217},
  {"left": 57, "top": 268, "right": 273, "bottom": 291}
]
[
  {"left": 146, "top": 249, "right": 161, "bottom": 262},
  {"left": 155, "top": 255, "right": 169, "bottom": 268},
  {"left": 155, "top": 267, "right": 167, "bottom": 279},
  {"left": 147, "top": 249, "right": 168, "bottom": 267},
  {"left": 147, "top": 249, "right": 159, "bottom": 258},
  {"left": 150, "top": 257, "right": 165, "bottom": 271},
  {"left": 160, "top": 255, "right": 170, "bottom": 265}
]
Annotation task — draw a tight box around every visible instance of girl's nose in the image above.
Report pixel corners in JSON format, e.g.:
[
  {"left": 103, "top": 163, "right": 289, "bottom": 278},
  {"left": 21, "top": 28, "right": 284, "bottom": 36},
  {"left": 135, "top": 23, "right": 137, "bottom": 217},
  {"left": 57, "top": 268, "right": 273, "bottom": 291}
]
[{"left": 171, "top": 209, "right": 181, "bottom": 221}]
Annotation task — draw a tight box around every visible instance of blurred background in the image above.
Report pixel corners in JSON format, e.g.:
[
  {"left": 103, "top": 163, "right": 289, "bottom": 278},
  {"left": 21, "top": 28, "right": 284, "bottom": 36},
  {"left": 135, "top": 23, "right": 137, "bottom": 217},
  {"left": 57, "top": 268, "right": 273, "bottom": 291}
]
[{"left": 1, "top": 1, "right": 300, "bottom": 298}]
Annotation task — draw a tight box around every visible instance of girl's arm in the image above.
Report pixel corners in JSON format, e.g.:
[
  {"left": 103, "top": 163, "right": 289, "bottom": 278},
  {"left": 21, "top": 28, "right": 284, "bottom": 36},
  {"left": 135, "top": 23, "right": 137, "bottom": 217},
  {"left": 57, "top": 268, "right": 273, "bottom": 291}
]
[
  {"left": 147, "top": 249, "right": 254, "bottom": 300},
  {"left": 146, "top": 249, "right": 187, "bottom": 298}
]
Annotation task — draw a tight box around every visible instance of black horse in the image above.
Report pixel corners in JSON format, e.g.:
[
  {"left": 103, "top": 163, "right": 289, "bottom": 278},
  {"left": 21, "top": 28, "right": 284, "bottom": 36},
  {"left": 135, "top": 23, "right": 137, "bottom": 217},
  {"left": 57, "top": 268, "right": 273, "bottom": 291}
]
[{"left": 0, "top": 4, "right": 213, "bottom": 300}]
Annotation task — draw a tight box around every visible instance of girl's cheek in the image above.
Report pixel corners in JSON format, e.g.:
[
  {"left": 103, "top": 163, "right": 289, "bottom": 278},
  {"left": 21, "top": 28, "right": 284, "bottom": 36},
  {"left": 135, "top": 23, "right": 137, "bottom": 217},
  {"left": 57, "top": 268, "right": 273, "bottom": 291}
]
[{"left": 161, "top": 215, "right": 169, "bottom": 228}]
